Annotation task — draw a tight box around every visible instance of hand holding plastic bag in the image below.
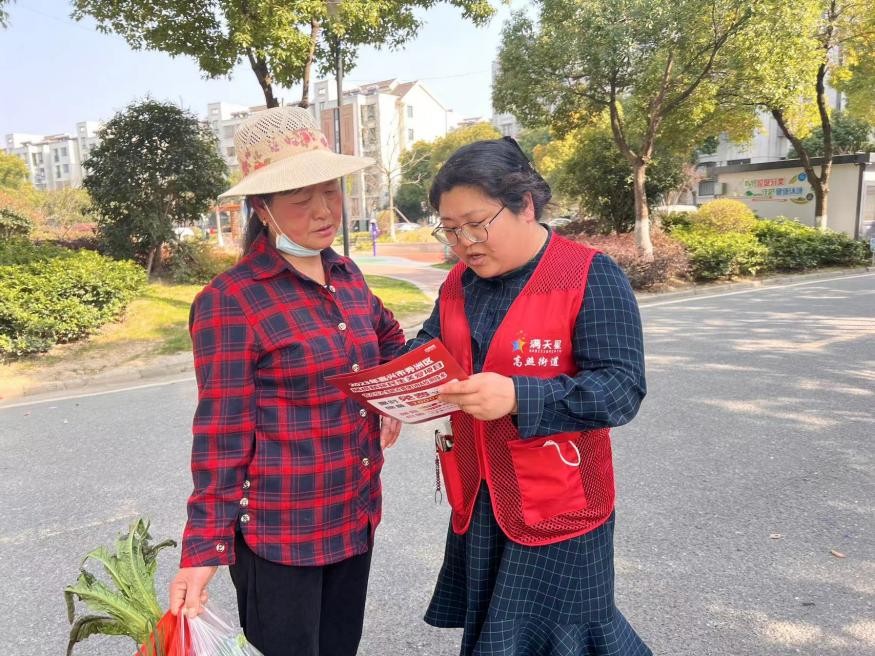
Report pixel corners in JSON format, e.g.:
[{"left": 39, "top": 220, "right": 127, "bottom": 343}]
[
  {"left": 138, "top": 604, "right": 261, "bottom": 656},
  {"left": 183, "top": 605, "right": 263, "bottom": 656}
]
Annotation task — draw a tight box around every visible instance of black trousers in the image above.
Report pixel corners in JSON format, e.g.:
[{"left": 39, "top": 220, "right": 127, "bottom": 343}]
[{"left": 229, "top": 534, "right": 373, "bottom": 656}]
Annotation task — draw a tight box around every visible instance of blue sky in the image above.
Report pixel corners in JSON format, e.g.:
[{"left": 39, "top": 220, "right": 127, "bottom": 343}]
[{"left": 0, "top": 0, "right": 529, "bottom": 136}]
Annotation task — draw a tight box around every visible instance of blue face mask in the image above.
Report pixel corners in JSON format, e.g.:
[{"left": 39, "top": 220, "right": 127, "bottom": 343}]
[{"left": 264, "top": 205, "right": 322, "bottom": 258}]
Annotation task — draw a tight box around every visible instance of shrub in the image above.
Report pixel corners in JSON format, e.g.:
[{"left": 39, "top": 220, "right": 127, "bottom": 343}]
[
  {"left": 164, "top": 239, "right": 237, "bottom": 284},
  {"left": 673, "top": 228, "right": 768, "bottom": 280},
  {"left": 753, "top": 218, "right": 870, "bottom": 270},
  {"left": 0, "top": 249, "right": 146, "bottom": 359},
  {"left": 692, "top": 199, "right": 757, "bottom": 234},
  {"left": 659, "top": 211, "right": 694, "bottom": 232},
  {"left": 0, "top": 207, "right": 33, "bottom": 240},
  {"left": 571, "top": 230, "right": 690, "bottom": 290},
  {"left": 0, "top": 239, "right": 73, "bottom": 265}
]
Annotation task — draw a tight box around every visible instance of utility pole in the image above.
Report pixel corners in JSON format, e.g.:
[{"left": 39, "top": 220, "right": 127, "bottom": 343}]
[{"left": 327, "top": 0, "right": 350, "bottom": 257}]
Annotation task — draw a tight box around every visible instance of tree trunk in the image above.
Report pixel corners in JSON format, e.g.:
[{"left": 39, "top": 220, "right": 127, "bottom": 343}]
[
  {"left": 247, "top": 50, "right": 278, "bottom": 108},
  {"left": 814, "top": 180, "right": 829, "bottom": 230},
  {"left": 145, "top": 245, "right": 158, "bottom": 275},
  {"left": 298, "top": 19, "right": 321, "bottom": 108},
  {"left": 772, "top": 108, "right": 830, "bottom": 230},
  {"left": 632, "top": 162, "right": 653, "bottom": 259},
  {"left": 388, "top": 173, "right": 396, "bottom": 241},
  {"left": 607, "top": 93, "right": 653, "bottom": 258}
]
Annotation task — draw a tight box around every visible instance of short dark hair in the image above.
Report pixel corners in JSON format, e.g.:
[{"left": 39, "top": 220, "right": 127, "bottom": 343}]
[{"left": 429, "top": 137, "right": 552, "bottom": 219}]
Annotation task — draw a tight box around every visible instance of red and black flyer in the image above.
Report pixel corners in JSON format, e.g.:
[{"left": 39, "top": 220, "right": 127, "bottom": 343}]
[{"left": 325, "top": 339, "right": 468, "bottom": 423}]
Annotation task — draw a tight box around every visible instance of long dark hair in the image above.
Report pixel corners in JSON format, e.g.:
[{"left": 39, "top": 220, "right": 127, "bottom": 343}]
[{"left": 429, "top": 136, "right": 552, "bottom": 219}]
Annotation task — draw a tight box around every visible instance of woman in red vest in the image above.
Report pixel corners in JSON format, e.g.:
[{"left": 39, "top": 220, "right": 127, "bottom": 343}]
[{"left": 407, "top": 137, "right": 651, "bottom": 655}]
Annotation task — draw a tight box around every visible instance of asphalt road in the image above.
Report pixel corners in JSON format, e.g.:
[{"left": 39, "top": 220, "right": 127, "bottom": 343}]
[{"left": 1, "top": 272, "right": 872, "bottom": 656}]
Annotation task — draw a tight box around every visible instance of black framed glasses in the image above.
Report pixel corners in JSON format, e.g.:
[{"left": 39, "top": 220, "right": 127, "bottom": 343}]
[{"left": 431, "top": 205, "right": 506, "bottom": 246}]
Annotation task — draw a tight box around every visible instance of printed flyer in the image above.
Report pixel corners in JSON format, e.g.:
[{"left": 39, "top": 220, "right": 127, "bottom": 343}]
[{"left": 325, "top": 339, "right": 468, "bottom": 423}]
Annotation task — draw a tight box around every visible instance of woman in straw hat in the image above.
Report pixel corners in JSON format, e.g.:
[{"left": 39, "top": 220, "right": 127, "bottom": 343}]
[
  {"left": 168, "top": 106, "right": 406, "bottom": 656},
  {"left": 407, "top": 137, "right": 651, "bottom": 655}
]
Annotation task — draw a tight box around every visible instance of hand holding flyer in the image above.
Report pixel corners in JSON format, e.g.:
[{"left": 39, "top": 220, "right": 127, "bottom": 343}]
[{"left": 325, "top": 339, "right": 468, "bottom": 423}]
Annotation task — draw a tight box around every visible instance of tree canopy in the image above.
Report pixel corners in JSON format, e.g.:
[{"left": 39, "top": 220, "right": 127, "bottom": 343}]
[
  {"left": 535, "top": 117, "right": 687, "bottom": 233},
  {"left": 73, "top": 1, "right": 495, "bottom": 108},
  {"left": 395, "top": 122, "right": 501, "bottom": 217},
  {"left": 787, "top": 112, "right": 875, "bottom": 158},
  {"left": 494, "top": 0, "right": 764, "bottom": 256},
  {"left": 728, "top": 0, "right": 875, "bottom": 228},
  {"left": 83, "top": 99, "right": 227, "bottom": 272},
  {"left": 0, "top": 151, "right": 30, "bottom": 190}
]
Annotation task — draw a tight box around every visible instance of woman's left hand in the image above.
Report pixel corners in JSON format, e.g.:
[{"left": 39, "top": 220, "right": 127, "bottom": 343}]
[
  {"left": 380, "top": 416, "right": 402, "bottom": 449},
  {"left": 437, "top": 373, "right": 518, "bottom": 420}
]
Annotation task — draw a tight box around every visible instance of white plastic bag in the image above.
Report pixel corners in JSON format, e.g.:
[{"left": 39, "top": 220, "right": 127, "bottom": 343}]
[{"left": 181, "top": 604, "right": 263, "bottom": 656}]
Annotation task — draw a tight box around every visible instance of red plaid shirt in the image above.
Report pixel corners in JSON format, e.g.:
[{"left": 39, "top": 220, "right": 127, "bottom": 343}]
[{"left": 180, "top": 232, "right": 405, "bottom": 568}]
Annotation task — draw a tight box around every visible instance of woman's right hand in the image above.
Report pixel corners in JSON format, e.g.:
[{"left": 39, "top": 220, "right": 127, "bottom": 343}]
[{"left": 169, "top": 566, "right": 218, "bottom": 618}]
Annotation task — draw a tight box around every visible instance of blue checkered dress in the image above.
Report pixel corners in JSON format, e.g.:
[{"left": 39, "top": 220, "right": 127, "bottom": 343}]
[{"left": 407, "top": 232, "right": 651, "bottom": 656}]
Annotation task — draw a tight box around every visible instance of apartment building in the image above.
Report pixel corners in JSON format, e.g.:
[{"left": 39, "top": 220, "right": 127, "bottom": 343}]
[
  {"left": 205, "top": 101, "right": 270, "bottom": 170},
  {"left": 310, "top": 78, "right": 459, "bottom": 229},
  {"left": 4, "top": 122, "right": 100, "bottom": 191}
]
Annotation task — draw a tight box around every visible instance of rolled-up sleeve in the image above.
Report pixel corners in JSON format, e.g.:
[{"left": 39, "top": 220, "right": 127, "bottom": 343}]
[
  {"left": 180, "top": 287, "right": 258, "bottom": 567},
  {"left": 513, "top": 254, "right": 646, "bottom": 438}
]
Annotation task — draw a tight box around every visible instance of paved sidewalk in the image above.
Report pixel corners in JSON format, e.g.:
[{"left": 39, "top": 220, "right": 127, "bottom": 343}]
[
  {"left": 353, "top": 254, "right": 449, "bottom": 301},
  {"left": 1, "top": 262, "right": 870, "bottom": 405}
]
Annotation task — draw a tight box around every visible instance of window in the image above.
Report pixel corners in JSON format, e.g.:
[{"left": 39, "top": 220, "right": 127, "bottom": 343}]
[
  {"left": 31, "top": 153, "right": 38, "bottom": 165},
  {"left": 56, "top": 165, "right": 62, "bottom": 177},
  {"left": 407, "top": 105, "right": 414, "bottom": 118},
  {"left": 61, "top": 147, "right": 68, "bottom": 157},
  {"left": 226, "top": 146, "right": 236, "bottom": 157},
  {"left": 408, "top": 129, "right": 414, "bottom": 141},
  {"left": 698, "top": 180, "right": 716, "bottom": 196},
  {"left": 54, "top": 151, "right": 60, "bottom": 162},
  {"left": 223, "top": 125, "right": 236, "bottom": 139},
  {"left": 727, "top": 158, "right": 750, "bottom": 166},
  {"left": 63, "top": 164, "right": 70, "bottom": 173}
]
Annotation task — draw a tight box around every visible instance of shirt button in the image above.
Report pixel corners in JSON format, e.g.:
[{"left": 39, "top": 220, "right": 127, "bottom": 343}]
[
  {"left": 338, "top": 322, "right": 347, "bottom": 331},
  {"left": 239, "top": 497, "right": 249, "bottom": 507},
  {"left": 242, "top": 479, "right": 251, "bottom": 489},
  {"left": 328, "top": 285, "right": 336, "bottom": 293},
  {"left": 362, "top": 457, "right": 370, "bottom": 467},
  {"left": 215, "top": 543, "right": 226, "bottom": 553},
  {"left": 240, "top": 513, "right": 251, "bottom": 523},
  {"left": 351, "top": 363, "right": 360, "bottom": 372},
  {"left": 359, "top": 409, "right": 367, "bottom": 417}
]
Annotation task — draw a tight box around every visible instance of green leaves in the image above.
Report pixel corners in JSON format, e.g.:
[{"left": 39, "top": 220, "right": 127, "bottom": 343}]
[
  {"left": 83, "top": 99, "right": 226, "bottom": 268},
  {"left": 73, "top": 1, "right": 498, "bottom": 107},
  {"left": 64, "top": 518, "right": 177, "bottom": 655}
]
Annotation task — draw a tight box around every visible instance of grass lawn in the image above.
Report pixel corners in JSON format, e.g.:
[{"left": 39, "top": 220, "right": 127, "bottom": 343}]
[{"left": 0, "top": 276, "right": 431, "bottom": 394}]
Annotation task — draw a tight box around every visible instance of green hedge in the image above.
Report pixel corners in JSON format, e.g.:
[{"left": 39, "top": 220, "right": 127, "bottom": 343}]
[
  {"left": 672, "top": 228, "right": 769, "bottom": 280},
  {"left": 0, "top": 244, "right": 146, "bottom": 359},
  {"left": 753, "top": 219, "right": 870, "bottom": 270}
]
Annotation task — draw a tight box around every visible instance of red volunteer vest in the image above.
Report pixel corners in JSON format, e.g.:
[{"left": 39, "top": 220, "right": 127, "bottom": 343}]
[{"left": 438, "top": 234, "right": 615, "bottom": 546}]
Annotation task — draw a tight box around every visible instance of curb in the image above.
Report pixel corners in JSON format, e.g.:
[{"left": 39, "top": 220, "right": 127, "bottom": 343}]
[
  {"left": 2, "top": 267, "right": 871, "bottom": 405},
  {"left": 0, "top": 318, "right": 429, "bottom": 404},
  {"left": 634, "top": 266, "right": 872, "bottom": 305}
]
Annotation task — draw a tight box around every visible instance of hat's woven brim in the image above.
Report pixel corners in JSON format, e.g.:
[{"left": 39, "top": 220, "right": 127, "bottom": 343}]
[{"left": 220, "top": 150, "right": 374, "bottom": 198}]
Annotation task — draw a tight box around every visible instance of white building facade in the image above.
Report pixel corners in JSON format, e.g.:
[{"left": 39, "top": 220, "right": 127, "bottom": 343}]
[
  {"left": 3, "top": 123, "right": 100, "bottom": 191},
  {"left": 310, "top": 78, "right": 458, "bottom": 229},
  {"left": 205, "top": 101, "right": 270, "bottom": 171}
]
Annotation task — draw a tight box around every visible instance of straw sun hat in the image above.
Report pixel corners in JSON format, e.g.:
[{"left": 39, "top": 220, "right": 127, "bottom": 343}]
[{"left": 219, "top": 105, "right": 374, "bottom": 198}]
